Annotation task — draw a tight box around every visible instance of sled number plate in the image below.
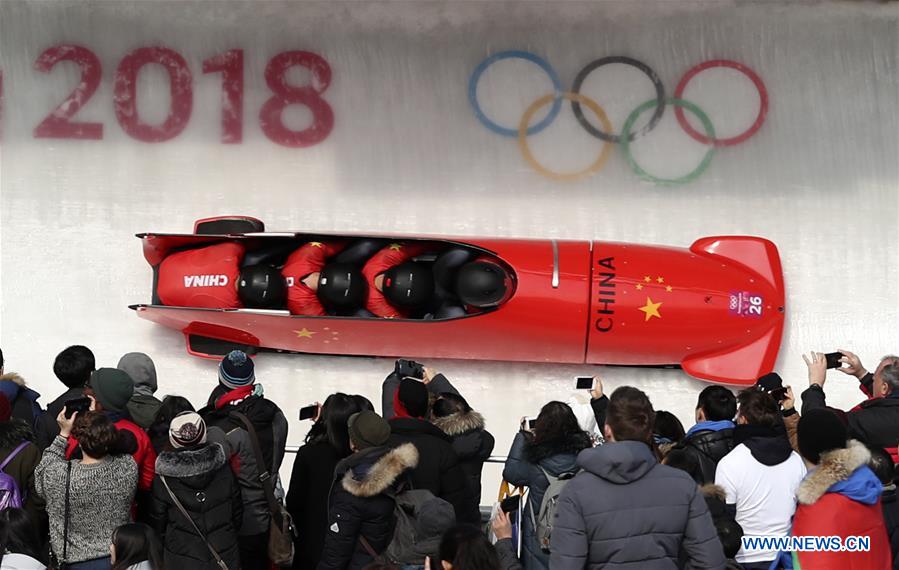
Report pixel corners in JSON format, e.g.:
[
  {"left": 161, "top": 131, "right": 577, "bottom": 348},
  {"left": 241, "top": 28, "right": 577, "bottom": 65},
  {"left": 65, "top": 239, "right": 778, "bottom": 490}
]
[{"left": 729, "top": 291, "right": 763, "bottom": 318}]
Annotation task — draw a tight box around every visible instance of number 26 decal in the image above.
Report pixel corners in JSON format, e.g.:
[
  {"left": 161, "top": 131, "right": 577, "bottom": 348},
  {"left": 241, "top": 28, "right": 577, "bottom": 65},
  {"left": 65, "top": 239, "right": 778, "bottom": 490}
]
[{"left": 32, "top": 44, "right": 333, "bottom": 147}]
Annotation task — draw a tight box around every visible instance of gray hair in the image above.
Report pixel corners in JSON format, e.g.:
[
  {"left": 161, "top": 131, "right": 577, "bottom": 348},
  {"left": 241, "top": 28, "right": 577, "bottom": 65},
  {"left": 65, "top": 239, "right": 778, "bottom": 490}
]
[{"left": 881, "top": 363, "right": 899, "bottom": 394}]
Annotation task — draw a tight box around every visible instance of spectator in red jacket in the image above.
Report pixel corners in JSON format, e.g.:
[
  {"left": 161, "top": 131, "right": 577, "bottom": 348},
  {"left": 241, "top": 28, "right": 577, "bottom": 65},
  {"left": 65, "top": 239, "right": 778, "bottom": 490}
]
[
  {"left": 69, "top": 369, "right": 157, "bottom": 504},
  {"left": 789, "top": 409, "right": 891, "bottom": 569},
  {"left": 361, "top": 242, "right": 434, "bottom": 318},
  {"left": 281, "top": 241, "right": 366, "bottom": 315},
  {"left": 157, "top": 242, "right": 286, "bottom": 310}
]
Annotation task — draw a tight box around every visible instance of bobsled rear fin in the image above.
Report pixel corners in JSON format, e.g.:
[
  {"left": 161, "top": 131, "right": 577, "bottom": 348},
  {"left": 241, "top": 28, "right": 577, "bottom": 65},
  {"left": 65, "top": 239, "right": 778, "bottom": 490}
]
[
  {"left": 690, "top": 236, "right": 783, "bottom": 290},
  {"left": 681, "top": 323, "right": 782, "bottom": 386}
]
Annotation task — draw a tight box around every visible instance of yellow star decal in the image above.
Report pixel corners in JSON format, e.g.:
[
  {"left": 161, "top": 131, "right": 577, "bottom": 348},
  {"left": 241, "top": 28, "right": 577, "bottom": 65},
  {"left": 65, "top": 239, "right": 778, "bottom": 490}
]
[
  {"left": 665, "top": 285, "right": 673, "bottom": 293},
  {"left": 309, "top": 242, "right": 323, "bottom": 248},
  {"left": 635, "top": 283, "right": 644, "bottom": 290},
  {"left": 643, "top": 276, "right": 652, "bottom": 283},
  {"left": 638, "top": 297, "right": 663, "bottom": 321},
  {"left": 293, "top": 328, "right": 316, "bottom": 338},
  {"left": 388, "top": 243, "right": 403, "bottom": 251},
  {"left": 656, "top": 276, "right": 665, "bottom": 284}
]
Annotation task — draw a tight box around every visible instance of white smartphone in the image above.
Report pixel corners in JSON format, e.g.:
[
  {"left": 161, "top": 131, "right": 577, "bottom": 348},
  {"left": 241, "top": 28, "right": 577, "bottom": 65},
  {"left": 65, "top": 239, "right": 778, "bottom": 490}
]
[
  {"left": 574, "top": 376, "right": 596, "bottom": 390},
  {"left": 524, "top": 416, "right": 537, "bottom": 430}
]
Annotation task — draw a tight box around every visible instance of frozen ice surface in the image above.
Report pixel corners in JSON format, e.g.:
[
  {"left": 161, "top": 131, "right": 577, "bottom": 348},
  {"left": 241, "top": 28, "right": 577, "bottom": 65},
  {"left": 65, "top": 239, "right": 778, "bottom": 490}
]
[{"left": 1, "top": 0, "right": 898, "bottom": 497}]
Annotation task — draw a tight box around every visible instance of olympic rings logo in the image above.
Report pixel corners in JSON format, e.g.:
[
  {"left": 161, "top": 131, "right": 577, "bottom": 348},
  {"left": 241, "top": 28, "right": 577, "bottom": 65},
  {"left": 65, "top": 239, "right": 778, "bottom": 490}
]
[{"left": 468, "top": 52, "right": 769, "bottom": 184}]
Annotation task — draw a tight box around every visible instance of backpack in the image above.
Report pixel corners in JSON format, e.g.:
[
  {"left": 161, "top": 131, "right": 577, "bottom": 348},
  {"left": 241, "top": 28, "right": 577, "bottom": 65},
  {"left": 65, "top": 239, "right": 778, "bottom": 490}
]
[
  {"left": 530, "top": 466, "right": 578, "bottom": 553},
  {"left": 385, "top": 487, "right": 455, "bottom": 564},
  {"left": 0, "top": 442, "right": 31, "bottom": 510}
]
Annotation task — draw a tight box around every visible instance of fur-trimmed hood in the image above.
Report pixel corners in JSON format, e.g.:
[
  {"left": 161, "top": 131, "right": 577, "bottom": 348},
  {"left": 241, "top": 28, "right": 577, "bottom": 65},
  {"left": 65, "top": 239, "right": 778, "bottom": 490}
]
[
  {"left": 155, "top": 442, "right": 226, "bottom": 480},
  {"left": 0, "top": 419, "right": 34, "bottom": 448},
  {"left": 798, "top": 440, "right": 878, "bottom": 505},
  {"left": 341, "top": 443, "right": 419, "bottom": 498},
  {"left": 432, "top": 410, "right": 485, "bottom": 436},
  {"left": 0, "top": 372, "right": 25, "bottom": 386},
  {"left": 700, "top": 483, "right": 727, "bottom": 503},
  {"left": 526, "top": 431, "right": 592, "bottom": 464}
]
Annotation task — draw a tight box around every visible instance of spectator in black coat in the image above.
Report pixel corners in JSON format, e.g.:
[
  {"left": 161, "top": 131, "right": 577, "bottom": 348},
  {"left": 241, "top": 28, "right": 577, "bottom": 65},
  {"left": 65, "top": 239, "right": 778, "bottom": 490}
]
[
  {"left": 150, "top": 412, "right": 242, "bottom": 570},
  {"left": 867, "top": 445, "right": 899, "bottom": 569},
  {"left": 430, "top": 393, "right": 495, "bottom": 508},
  {"left": 318, "top": 411, "right": 418, "bottom": 570},
  {"left": 382, "top": 371, "right": 480, "bottom": 525},
  {"left": 670, "top": 385, "right": 736, "bottom": 484},
  {"left": 36, "top": 346, "right": 95, "bottom": 449},
  {"left": 287, "top": 393, "right": 368, "bottom": 570},
  {"left": 201, "top": 350, "right": 289, "bottom": 570},
  {"left": 802, "top": 350, "right": 899, "bottom": 460}
]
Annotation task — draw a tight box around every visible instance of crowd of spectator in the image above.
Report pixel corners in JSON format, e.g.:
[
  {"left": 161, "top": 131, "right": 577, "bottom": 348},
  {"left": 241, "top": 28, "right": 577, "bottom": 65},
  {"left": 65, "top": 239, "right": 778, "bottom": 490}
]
[{"left": 0, "top": 344, "right": 897, "bottom": 570}]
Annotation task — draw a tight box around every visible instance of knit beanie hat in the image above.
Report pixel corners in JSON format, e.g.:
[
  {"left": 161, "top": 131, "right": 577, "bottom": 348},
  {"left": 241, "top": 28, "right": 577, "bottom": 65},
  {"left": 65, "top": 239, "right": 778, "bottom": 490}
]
[
  {"left": 169, "top": 411, "right": 207, "bottom": 448},
  {"left": 798, "top": 408, "right": 847, "bottom": 464},
  {"left": 0, "top": 394, "right": 10, "bottom": 423},
  {"left": 89, "top": 368, "right": 135, "bottom": 412},
  {"left": 397, "top": 377, "right": 429, "bottom": 418},
  {"left": 219, "top": 350, "right": 255, "bottom": 389},
  {"left": 347, "top": 411, "right": 390, "bottom": 450}
]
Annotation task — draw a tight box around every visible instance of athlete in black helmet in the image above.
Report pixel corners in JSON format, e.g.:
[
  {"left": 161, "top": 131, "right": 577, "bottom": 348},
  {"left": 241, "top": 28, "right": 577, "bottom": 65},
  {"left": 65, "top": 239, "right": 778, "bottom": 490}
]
[
  {"left": 455, "top": 260, "right": 512, "bottom": 308},
  {"left": 317, "top": 263, "right": 367, "bottom": 309},
  {"left": 237, "top": 264, "right": 287, "bottom": 309},
  {"left": 382, "top": 262, "right": 435, "bottom": 308}
]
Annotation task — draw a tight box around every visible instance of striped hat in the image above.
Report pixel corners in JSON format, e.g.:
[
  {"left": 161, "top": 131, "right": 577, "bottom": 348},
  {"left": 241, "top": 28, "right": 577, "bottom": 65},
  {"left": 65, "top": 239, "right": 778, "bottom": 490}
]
[
  {"left": 218, "top": 350, "right": 255, "bottom": 389},
  {"left": 169, "top": 412, "right": 207, "bottom": 448}
]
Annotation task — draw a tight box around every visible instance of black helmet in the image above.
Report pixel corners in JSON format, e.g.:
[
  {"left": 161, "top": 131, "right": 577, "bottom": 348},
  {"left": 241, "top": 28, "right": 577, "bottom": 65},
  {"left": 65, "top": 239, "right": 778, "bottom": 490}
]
[
  {"left": 383, "top": 262, "right": 434, "bottom": 308},
  {"left": 317, "top": 263, "right": 366, "bottom": 308},
  {"left": 237, "top": 265, "right": 286, "bottom": 309},
  {"left": 456, "top": 261, "right": 511, "bottom": 308}
]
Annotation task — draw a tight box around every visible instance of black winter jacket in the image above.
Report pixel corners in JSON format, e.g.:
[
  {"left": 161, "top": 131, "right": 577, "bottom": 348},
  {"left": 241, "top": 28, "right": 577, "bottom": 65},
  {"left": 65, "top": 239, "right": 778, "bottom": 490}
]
[
  {"left": 387, "top": 418, "right": 480, "bottom": 525},
  {"left": 431, "top": 410, "right": 494, "bottom": 507},
  {"left": 201, "top": 390, "right": 289, "bottom": 536},
  {"left": 150, "top": 442, "right": 243, "bottom": 570},
  {"left": 550, "top": 441, "right": 726, "bottom": 570},
  {"left": 802, "top": 380, "right": 899, "bottom": 452},
  {"left": 881, "top": 485, "right": 899, "bottom": 570},
  {"left": 672, "top": 428, "right": 735, "bottom": 485},
  {"left": 318, "top": 443, "right": 419, "bottom": 570},
  {"left": 287, "top": 440, "right": 349, "bottom": 570}
]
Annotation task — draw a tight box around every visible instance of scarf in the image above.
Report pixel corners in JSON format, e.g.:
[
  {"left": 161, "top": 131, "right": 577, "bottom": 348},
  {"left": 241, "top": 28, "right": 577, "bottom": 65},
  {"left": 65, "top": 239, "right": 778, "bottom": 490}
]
[{"left": 215, "top": 384, "right": 264, "bottom": 409}]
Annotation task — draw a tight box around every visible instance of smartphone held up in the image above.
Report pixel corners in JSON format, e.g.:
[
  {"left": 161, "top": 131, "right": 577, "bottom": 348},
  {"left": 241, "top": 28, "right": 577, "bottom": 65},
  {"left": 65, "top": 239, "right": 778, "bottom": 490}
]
[
  {"left": 824, "top": 352, "right": 844, "bottom": 370},
  {"left": 574, "top": 376, "right": 596, "bottom": 390},
  {"left": 299, "top": 404, "right": 320, "bottom": 421}
]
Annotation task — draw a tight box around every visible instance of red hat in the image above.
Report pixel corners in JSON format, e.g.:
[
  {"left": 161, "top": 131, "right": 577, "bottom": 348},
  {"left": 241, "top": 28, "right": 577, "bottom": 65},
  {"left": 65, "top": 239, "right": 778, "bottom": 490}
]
[{"left": 0, "top": 394, "right": 11, "bottom": 423}]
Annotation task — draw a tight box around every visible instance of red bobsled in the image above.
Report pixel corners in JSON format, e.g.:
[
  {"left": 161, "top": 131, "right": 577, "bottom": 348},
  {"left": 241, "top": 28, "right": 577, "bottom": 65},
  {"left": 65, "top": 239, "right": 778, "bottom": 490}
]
[{"left": 130, "top": 216, "right": 786, "bottom": 386}]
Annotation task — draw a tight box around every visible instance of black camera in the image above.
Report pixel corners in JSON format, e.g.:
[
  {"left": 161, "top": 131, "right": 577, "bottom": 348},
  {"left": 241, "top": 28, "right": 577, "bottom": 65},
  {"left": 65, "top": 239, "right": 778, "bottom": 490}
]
[{"left": 395, "top": 358, "right": 425, "bottom": 380}]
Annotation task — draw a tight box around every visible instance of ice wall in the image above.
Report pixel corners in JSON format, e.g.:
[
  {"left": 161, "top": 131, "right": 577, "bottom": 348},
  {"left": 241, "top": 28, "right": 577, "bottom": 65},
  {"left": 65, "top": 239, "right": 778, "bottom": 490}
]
[{"left": 1, "top": 0, "right": 898, "bottom": 496}]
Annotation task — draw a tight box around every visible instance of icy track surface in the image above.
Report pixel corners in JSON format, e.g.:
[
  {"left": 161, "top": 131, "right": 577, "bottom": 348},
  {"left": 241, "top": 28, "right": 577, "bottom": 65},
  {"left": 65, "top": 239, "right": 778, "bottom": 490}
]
[{"left": 1, "top": 0, "right": 898, "bottom": 495}]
